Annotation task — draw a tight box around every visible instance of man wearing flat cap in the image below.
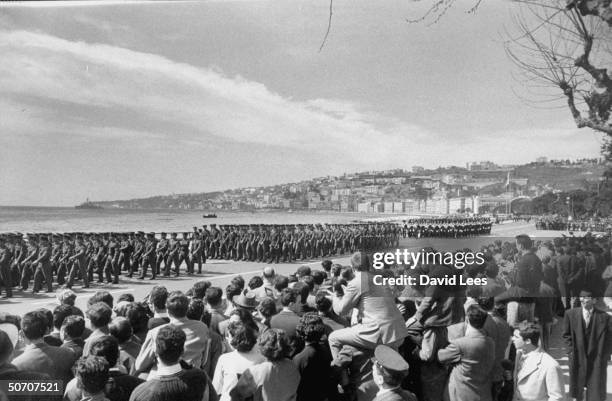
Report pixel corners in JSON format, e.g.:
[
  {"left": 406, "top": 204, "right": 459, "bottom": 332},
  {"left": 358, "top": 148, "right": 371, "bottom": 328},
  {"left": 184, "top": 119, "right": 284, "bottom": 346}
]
[
  {"left": 371, "top": 345, "right": 417, "bottom": 401},
  {"left": 563, "top": 290, "right": 612, "bottom": 401}
]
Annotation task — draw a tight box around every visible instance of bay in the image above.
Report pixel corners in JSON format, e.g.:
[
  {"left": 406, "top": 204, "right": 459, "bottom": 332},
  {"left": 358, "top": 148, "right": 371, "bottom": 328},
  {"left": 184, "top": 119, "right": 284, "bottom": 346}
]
[{"left": 0, "top": 207, "right": 382, "bottom": 233}]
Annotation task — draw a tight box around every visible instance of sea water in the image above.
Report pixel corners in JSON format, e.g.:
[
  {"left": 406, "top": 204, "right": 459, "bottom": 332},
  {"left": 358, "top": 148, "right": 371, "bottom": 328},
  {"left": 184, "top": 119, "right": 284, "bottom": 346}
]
[{"left": 0, "top": 207, "right": 381, "bottom": 233}]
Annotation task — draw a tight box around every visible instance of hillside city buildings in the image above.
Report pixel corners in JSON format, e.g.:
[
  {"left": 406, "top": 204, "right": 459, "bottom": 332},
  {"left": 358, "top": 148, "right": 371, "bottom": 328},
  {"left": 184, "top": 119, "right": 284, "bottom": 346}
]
[{"left": 103, "top": 157, "right": 605, "bottom": 215}]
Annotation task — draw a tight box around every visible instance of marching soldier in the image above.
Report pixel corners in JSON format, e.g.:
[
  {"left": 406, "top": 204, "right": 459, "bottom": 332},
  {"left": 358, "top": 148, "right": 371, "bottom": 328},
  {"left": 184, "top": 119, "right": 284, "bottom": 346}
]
[
  {"left": 247, "top": 229, "right": 257, "bottom": 261},
  {"left": 66, "top": 235, "right": 89, "bottom": 289},
  {"left": 104, "top": 233, "right": 120, "bottom": 284},
  {"left": 191, "top": 231, "right": 204, "bottom": 274},
  {"left": 209, "top": 224, "right": 220, "bottom": 259},
  {"left": 57, "top": 234, "right": 73, "bottom": 285},
  {"left": 93, "top": 233, "right": 107, "bottom": 283},
  {"left": 156, "top": 232, "right": 169, "bottom": 276},
  {"left": 20, "top": 234, "right": 38, "bottom": 291},
  {"left": 201, "top": 226, "right": 210, "bottom": 264},
  {"left": 166, "top": 232, "right": 180, "bottom": 276},
  {"left": 10, "top": 233, "right": 24, "bottom": 289},
  {"left": 236, "top": 227, "right": 246, "bottom": 261},
  {"left": 118, "top": 233, "right": 133, "bottom": 277},
  {"left": 139, "top": 232, "right": 157, "bottom": 280},
  {"left": 178, "top": 232, "right": 191, "bottom": 274},
  {"left": 31, "top": 235, "right": 52, "bottom": 293},
  {"left": 281, "top": 227, "right": 292, "bottom": 262},
  {"left": 131, "top": 231, "right": 144, "bottom": 277},
  {"left": 0, "top": 235, "right": 13, "bottom": 298},
  {"left": 50, "top": 234, "right": 62, "bottom": 281},
  {"left": 269, "top": 229, "right": 281, "bottom": 264},
  {"left": 84, "top": 233, "right": 96, "bottom": 282}
]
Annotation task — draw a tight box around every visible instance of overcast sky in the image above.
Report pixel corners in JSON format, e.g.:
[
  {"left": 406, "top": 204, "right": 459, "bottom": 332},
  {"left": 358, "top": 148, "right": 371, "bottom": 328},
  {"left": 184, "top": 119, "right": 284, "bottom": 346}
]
[{"left": 0, "top": 0, "right": 605, "bottom": 206}]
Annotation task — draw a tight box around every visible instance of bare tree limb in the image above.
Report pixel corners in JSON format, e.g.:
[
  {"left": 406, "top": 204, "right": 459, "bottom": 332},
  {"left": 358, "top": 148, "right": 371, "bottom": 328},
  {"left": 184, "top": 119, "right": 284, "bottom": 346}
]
[
  {"left": 502, "top": 0, "right": 612, "bottom": 137},
  {"left": 319, "top": 0, "right": 333, "bottom": 52},
  {"left": 467, "top": 0, "right": 484, "bottom": 14}
]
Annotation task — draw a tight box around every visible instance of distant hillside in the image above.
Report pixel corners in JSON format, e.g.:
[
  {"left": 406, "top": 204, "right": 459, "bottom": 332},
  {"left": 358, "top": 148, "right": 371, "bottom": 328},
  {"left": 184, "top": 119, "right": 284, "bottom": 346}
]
[
  {"left": 514, "top": 164, "right": 606, "bottom": 190},
  {"left": 95, "top": 160, "right": 606, "bottom": 210}
]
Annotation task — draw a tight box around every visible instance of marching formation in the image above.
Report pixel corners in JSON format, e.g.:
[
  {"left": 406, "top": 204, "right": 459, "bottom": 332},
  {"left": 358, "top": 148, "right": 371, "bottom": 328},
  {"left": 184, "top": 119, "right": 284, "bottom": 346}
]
[
  {"left": 0, "top": 219, "right": 493, "bottom": 297},
  {"left": 400, "top": 217, "right": 492, "bottom": 238},
  {"left": 0, "top": 223, "right": 400, "bottom": 296}
]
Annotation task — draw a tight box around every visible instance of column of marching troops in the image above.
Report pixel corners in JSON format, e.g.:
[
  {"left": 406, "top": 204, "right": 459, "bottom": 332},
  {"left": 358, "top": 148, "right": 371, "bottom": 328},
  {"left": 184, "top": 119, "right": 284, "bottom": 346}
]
[
  {"left": 401, "top": 217, "right": 492, "bottom": 238},
  {"left": 0, "top": 218, "right": 491, "bottom": 298},
  {"left": 0, "top": 223, "right": 396, "bottom": 297}
]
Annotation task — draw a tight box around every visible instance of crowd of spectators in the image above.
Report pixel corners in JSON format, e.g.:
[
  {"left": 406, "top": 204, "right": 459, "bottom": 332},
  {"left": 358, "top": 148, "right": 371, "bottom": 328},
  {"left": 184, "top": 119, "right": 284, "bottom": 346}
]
[{"left": 535, "top": 216, "right": 612, "bottom": 232}]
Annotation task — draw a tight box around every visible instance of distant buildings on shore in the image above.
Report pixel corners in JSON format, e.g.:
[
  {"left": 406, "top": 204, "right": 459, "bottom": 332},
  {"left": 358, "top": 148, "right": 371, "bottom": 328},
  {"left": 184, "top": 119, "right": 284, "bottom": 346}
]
[{"left": 102, "top": 157, "right": 606, "bottom": 214}]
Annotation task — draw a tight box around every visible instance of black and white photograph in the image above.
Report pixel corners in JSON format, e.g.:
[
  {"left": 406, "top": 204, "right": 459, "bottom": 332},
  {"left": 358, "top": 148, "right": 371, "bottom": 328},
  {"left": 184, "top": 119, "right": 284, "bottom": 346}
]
[{"left": 0, "top": 0, "right": 611, "bottom": 400}]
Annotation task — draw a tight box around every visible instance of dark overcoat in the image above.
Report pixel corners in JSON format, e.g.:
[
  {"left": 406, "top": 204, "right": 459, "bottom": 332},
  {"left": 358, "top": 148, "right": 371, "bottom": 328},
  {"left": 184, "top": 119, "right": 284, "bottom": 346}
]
[{"left": 562, "top": 307, "right": 612, "bottom": 401}]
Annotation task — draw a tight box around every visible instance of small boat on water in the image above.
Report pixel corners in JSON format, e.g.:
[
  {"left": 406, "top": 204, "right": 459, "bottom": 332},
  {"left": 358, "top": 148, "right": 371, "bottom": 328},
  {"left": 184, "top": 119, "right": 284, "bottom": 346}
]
[
  {"left": 203, "top": 213, "right": 217, "bottom": 218},
  {"left": 75, "top": 198, "right": 103, "bottom": 209}
]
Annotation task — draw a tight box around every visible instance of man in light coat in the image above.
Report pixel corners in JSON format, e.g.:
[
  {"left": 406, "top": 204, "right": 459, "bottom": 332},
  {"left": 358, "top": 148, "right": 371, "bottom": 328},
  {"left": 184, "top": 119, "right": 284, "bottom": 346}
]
[
  {"left": 438, "top": 305, "right": 495, "bottom": 401},
  {"left": 134, "top": 291, "right": 209, "bottom": 378},
  {"left": 512, "top": 321, "right": 565, "bottom": 401},
  {"left": 329, "top": 252, "right": 407, "bottom": 359}
]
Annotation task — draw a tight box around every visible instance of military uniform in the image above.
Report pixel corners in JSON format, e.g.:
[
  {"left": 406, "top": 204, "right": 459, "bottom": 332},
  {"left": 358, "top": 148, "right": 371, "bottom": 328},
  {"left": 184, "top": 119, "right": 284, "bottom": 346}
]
[
  {"left": 177, "top": 233, "right": 191, "bottom": 274},
  {"left": 0, "top": 236, "right": 13, "bottom": 298},
  {"left": 118, "top": 234, "right": 133, "bottom": 276},
  {"left": 166, "top": 233, "right": 180, "bottom": 276},
  {"left": 156, "top": 233, "right": 169, "bottom": 276},
  {"left": 32, "top": 236, "right": 52, "bottom": 293},
  {"left": 66, "top": 237, "right": 89, "bottom": 288},
  {"left": 191, "top": 232, "right": 204, "bottom": 273},
  {"left": 20, "top": 235, "right": 38, "bottom": 291},
  {"left": 371, "top": 345, "right": 416, "bottom": 401},
  {"left": 104, "top": 234, "right": 119, "bottom": 284},
  {"left": 131, "top": 232, "right": 144, "bottom": 277},
  {"left": 139, "top": 232, "right": 157, "bottom": 280}
]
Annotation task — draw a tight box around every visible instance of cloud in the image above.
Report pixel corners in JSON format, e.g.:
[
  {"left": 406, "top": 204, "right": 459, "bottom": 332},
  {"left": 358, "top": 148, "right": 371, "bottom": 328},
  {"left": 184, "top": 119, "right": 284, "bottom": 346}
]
[
  {"left": 0, "top": 1, "right": 203, "bottom": 8},
  {"left": 0, "top": 29, "right": 602, "bottom": 178},
  {"left": 0, "top": 30, "right": 445, "bottom": 168}
]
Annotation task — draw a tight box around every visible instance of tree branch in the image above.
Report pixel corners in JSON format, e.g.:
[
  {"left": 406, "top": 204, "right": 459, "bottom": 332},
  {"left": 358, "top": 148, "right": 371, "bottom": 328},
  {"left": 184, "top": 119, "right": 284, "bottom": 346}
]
[
  {"left": 560, "top": 80, "right": 612, "bottom": 133},
  {"left": 319, "top": 0, "right": 333, "bottom": 52},
  {"left": 572, "top": 9, "right": 612, "bottom": 89}
]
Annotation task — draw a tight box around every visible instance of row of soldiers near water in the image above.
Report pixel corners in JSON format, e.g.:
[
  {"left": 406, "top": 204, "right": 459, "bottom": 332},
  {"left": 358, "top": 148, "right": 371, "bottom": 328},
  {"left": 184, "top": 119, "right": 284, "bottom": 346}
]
[
  {"left": 199, "top": 223, "right": 401, "bottom": 261},
  {"left": 400, "top": 217, "right": 493, "bottom": 238},
  {"left": 0, "top": 222, "right": 403, "bottom": 296}
]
